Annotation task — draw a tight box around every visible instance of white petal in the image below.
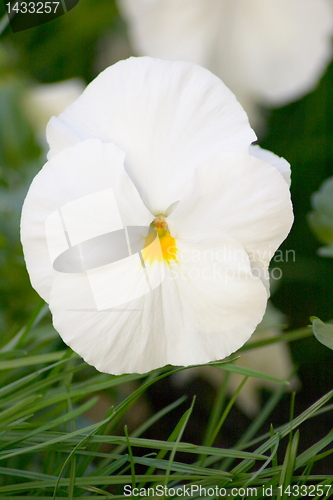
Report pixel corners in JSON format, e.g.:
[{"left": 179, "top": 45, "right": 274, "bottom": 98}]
[
  {"left": 21, "top": 139, "right": 152, "bottom": 302},
  {"left": 250, "top": 145, "right": 291, "bottom": 186},
  {"left": 167, "top": 152, "right": 293, "bottom": 291},
  {"left": 119, "top": 0, "right": 333, "bottom": 120},
  {"left": 233, "top": 0, "right": 333, "bottom": 106},
  {"left": 48, "top": 238, "right": 267, "bottom": 374},
  {"left": 119, "top": 0, "right": 217, "bottom": 66},
  {"left": 46, "top": 56, "right": 255, "bottom": 215},
  {"left": 24, "top": 78, "right": 86, "bottom": 134},
  {"left": 169, "top": 239, "right": 268, "bottom": 363}
]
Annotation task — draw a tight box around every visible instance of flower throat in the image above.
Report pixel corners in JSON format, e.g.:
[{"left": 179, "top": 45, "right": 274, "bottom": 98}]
[{"left": 143, "top": 215, "right": 178, "bottom": 264}]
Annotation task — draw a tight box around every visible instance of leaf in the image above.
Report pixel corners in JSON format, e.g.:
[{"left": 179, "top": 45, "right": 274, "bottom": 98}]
[
  {"left": 308, "top": 177, "right": 333, "bottom": 256},
  {"left": 317, "top": 245, "right": 333, "bottom": 257},
  {"left": 311, "top": 317, "right": 333, "bottom": 350},
  {"left": 218, "top": 362, "right": 289, "bottom": 385}
]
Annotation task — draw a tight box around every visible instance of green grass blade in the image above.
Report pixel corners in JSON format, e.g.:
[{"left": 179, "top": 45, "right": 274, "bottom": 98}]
[
  {"left": 110, "top": 395, "right": 187, "bottom": 458},
  {"left": 0, "top": 397, "right": 99, "bottom": 459},
  {"left": 124, "top": 425, "right": 136, "bottom": 490},
  {"left": 220, "top": 363, "right": 288, "bottom": 384},
  {"left": 296, "top": 428, "right": 333, "bottom": 468},
  {"left": 164, "top": 397, "right": 196, "bottom": 489},
  {"left": 239, "top": 327, "right": 313, "bottom": 351},
  {"left": 0, "top": 351, "right": 70, "bottom": 370},
  {"left": 202, "top": 370, "right": 229, "bottom": 448},
  {"left": 201, "top": 376, "right": 249, "bottom": 465},
  {"left": 231, "top": 388, "right": 333, "bottom": 478},
  {"left": 278, "top": 430, "right": 299, "bottom": 500}
]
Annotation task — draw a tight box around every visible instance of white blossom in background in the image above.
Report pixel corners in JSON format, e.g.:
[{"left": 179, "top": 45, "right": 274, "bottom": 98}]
[
  {"left": 21, "top": 57, "right": 293, "bottom": 375},
  {"left": 226, "top": 303, "right": 299, "bottom": 416},
  {"left": 23, "top": 78, "right": 86, "bottom": 136},
  {"left": 118, "top": 0, "right": 333, "bottom": 129},
  {"left": 174, "top": 302, "right": 299, "bottom": 417}
]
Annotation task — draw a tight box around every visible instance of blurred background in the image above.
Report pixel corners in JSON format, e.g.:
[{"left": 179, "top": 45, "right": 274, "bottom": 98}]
[{"left": 1, "top": 0, "right": 333, "bottom": 476}]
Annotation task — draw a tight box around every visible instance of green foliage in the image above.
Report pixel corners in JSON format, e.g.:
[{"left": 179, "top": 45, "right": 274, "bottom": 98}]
[
  {"left": 311, "top": 316, "right": 333, "bottom": 350},
  {"left": 308, "top": 177, "right": 333, "bottom": 257},
  {"left": 261, "top": 60, "right": 333, "bottom": 333},
  {"left": 0, "top": 307, "right": 332, "bottom": 498},
  {"left": 0, "top": 66, "right": 41, "bottom": 331},
  {"left": 0, "top": 0, "right": 119, "bottom": 82}
]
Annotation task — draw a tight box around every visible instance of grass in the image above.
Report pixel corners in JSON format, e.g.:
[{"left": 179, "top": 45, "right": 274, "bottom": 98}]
[{"left": 0, "top": 302, "right": 332, "bottom": 499}]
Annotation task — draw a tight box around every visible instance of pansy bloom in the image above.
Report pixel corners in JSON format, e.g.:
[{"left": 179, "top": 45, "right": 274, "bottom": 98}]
[
  {"left": 24, "top": 78, "right": 85, "bottom": 136},
  {"left": 21, "top": 57, "right": 293, "bottom": 374},
  {"left": 118, "top": 0, "right": 333, "bottom": 127}
]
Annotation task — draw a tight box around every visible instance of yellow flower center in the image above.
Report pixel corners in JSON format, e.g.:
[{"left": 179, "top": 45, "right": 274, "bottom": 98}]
[{"left": 142, "top": 215, "right": 178, "bottom": 265}]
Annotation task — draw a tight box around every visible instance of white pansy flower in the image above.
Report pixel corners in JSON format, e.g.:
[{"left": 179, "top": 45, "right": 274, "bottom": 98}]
[
  {"left": 118, "top": 0, "right": 333, "bottom": 128},
  {"left": 21, "top": 57, "right": 293, "bottom": 375},
  {"left": 23, "top": 79, "right": 86, "bottom": 135}
]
